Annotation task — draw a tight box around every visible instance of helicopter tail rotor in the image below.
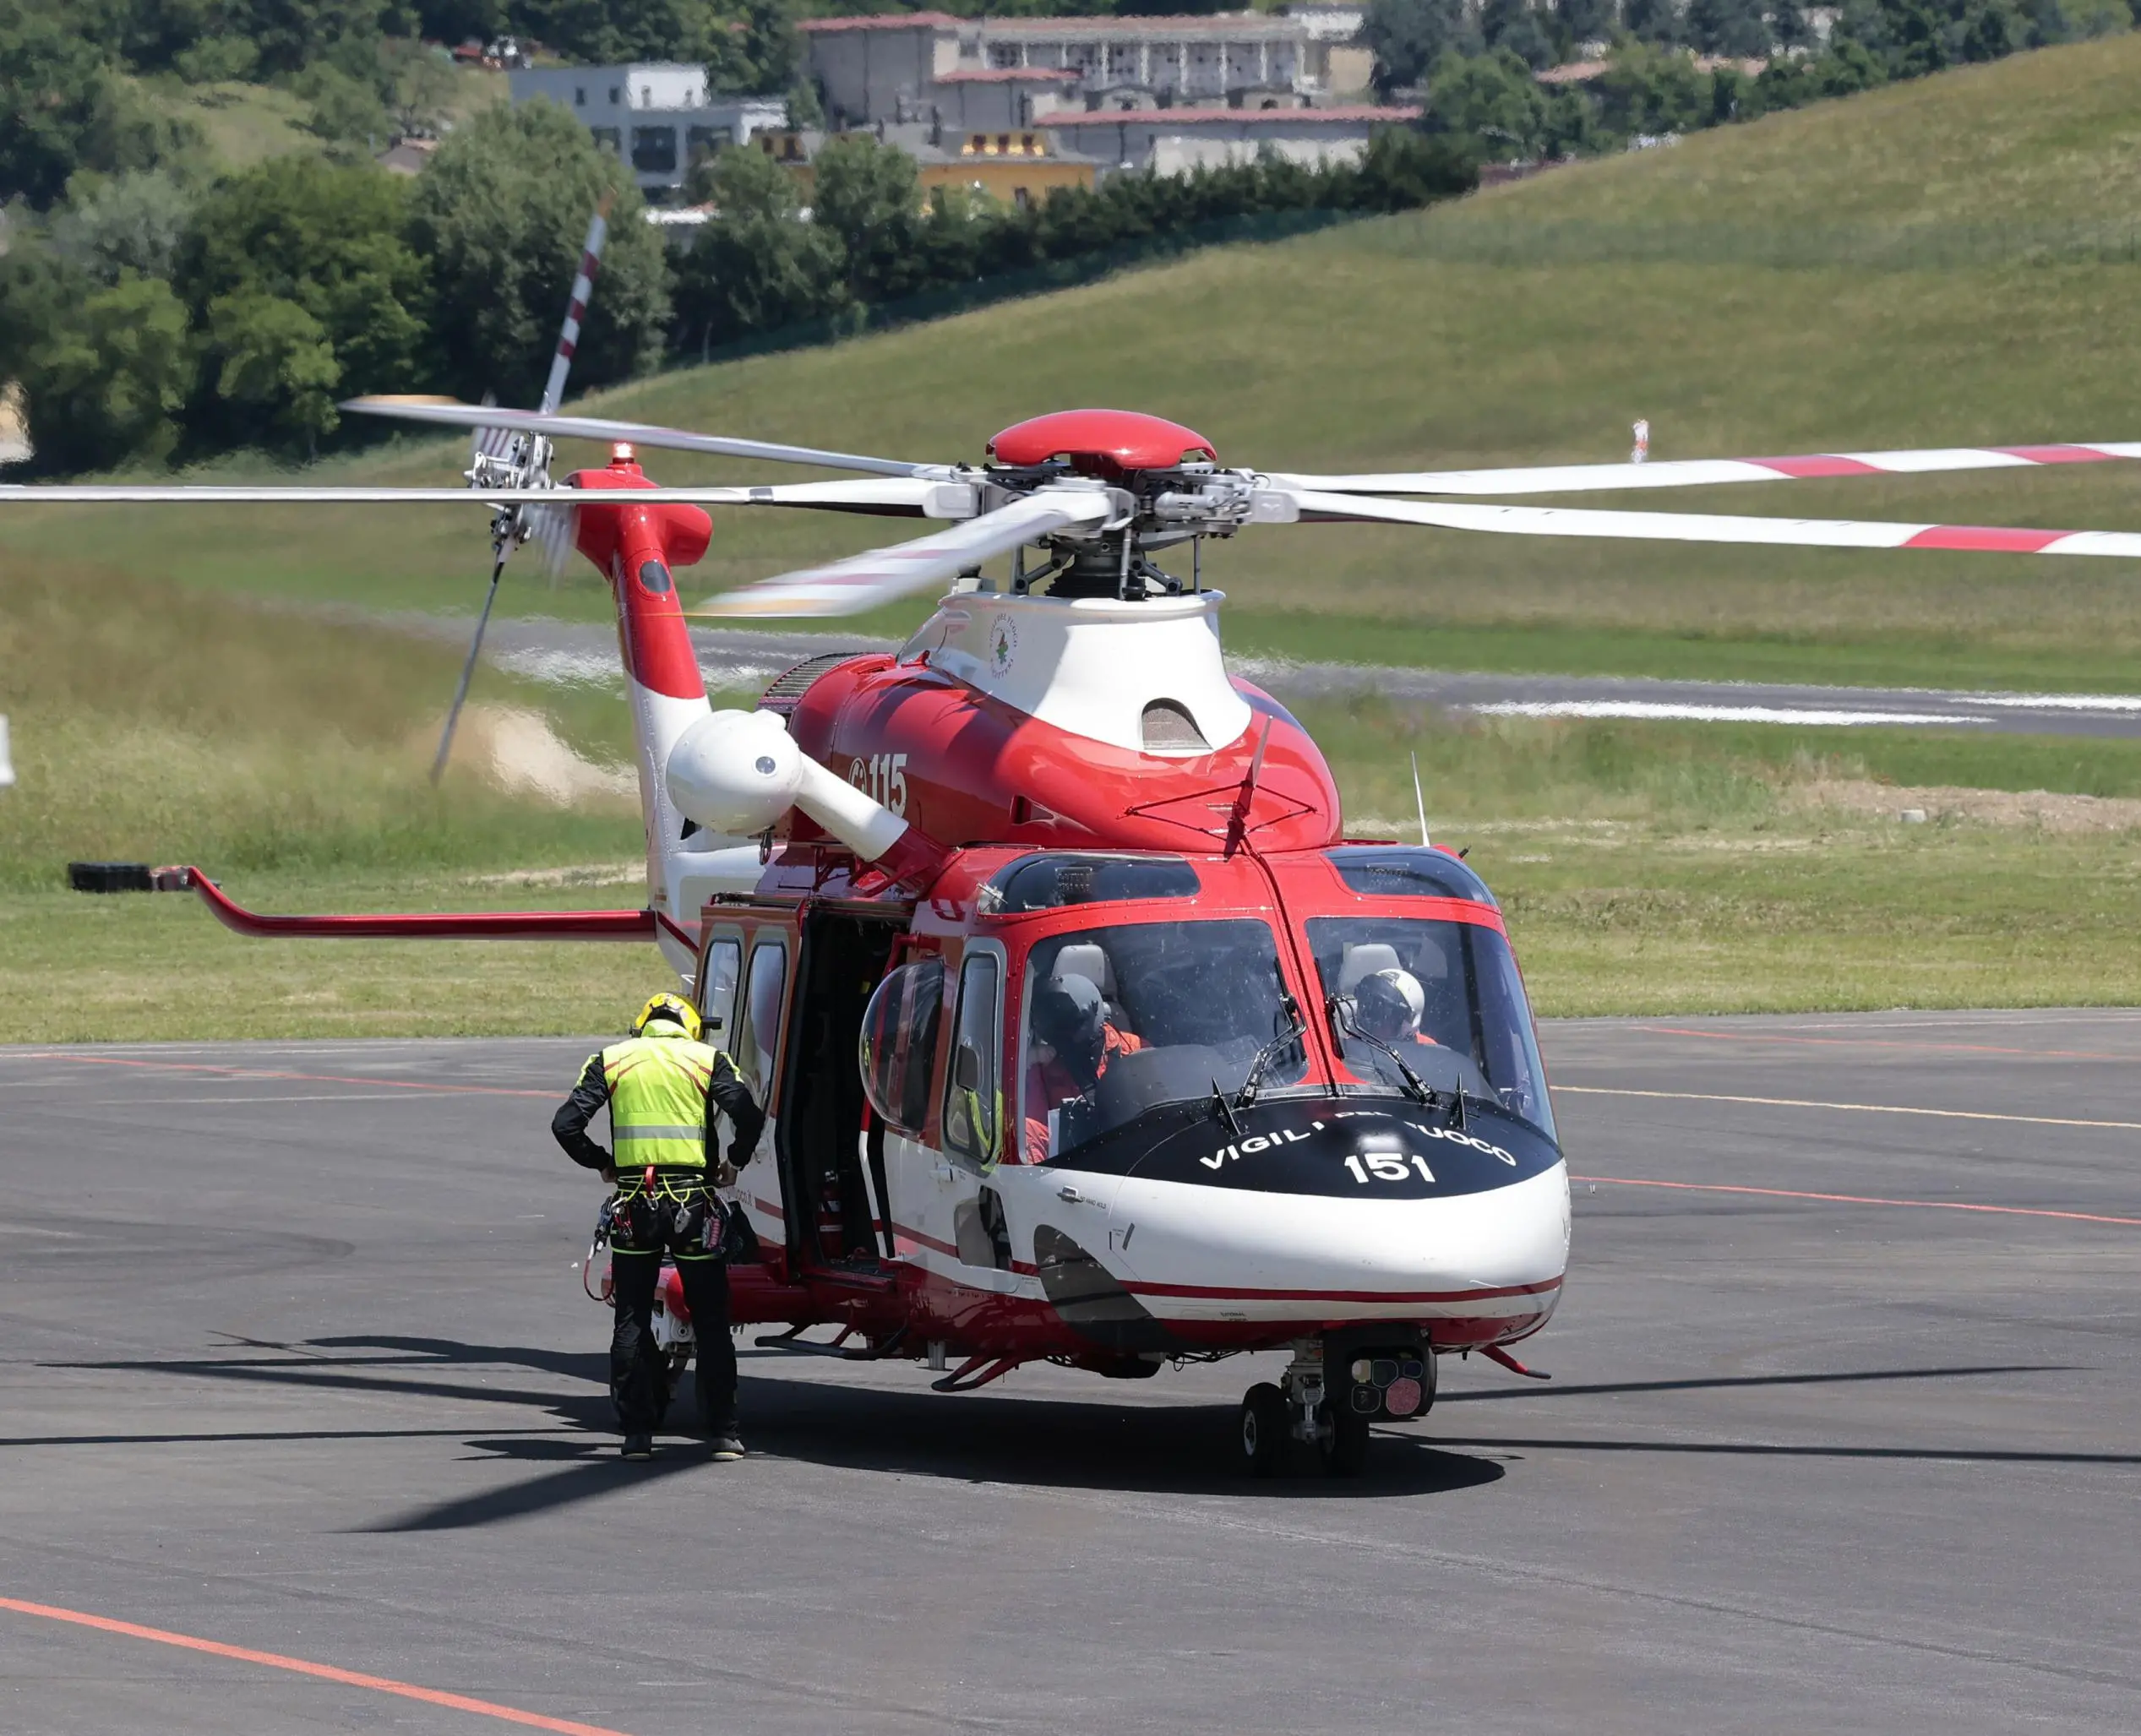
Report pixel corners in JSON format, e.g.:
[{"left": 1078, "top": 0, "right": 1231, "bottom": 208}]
[{"left": 426, "top": 199, "right": 613, "bottom": 782}]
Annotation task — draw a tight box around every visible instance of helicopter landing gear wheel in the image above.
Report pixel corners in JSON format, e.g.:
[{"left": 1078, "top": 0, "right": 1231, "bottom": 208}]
[
  {"left": 1319, "top": 1402, "right": 1370, "bottom": 1478},
  {"left": 1240, "top": 1383, "right": 1288, "bottom": 1478}
]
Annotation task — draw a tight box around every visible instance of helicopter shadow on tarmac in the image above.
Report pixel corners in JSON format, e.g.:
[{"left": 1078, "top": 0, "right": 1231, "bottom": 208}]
[
  {"left": 357, "top": 1356, "right": 1512, "bottom": 1532},
  {"left": 357, "top": 1352, "right": 2074, "bottom": 1532}
]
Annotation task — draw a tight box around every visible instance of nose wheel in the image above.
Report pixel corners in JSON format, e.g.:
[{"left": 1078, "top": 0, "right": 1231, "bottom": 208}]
[
  {"left": 1239, "top": 1382, "right": 1288, "bottom": 1477},
  {"left": 1239, "top": 1342, "right": 1380, "bottom": 1478}
]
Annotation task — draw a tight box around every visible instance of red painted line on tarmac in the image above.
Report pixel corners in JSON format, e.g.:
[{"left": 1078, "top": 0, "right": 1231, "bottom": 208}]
[
  {"left": 1630, "top": 1025, "right": 2133, "bottom": 1062},
  {"left": 0, "top": 1597, "right": 631, "bottom": 1735},
  {"left": 18, "top": 1053, "right": 553, "bottom": 1097},
  {"left": 1574, "top": 1173, "right": 2141, "bottom": 1227}
]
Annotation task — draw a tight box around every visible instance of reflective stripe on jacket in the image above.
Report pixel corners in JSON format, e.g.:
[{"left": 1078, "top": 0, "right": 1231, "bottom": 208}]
[{"left": 601, "top": 1028, "right": 728, "bottom": 1170}]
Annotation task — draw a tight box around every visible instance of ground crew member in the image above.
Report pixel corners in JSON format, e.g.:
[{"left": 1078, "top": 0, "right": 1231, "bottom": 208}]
[{"left": 553, "top": 992, "right": 765, "bottom": 1462}]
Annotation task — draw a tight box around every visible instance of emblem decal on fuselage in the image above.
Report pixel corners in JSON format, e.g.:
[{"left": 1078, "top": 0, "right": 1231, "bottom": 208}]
[{"left": 989, "top": 615, "right": 1018, "bottom": 675}]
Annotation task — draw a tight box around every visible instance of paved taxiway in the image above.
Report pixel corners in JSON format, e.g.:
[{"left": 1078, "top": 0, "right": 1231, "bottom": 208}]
[{"left": 1, "top": 1012, "right": 2136, "bottom": 1733}]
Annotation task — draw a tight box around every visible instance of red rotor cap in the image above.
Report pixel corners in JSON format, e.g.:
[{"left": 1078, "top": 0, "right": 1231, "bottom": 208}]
[{"left": 988, "top": 409, "right": 1218, "bottom": 476}]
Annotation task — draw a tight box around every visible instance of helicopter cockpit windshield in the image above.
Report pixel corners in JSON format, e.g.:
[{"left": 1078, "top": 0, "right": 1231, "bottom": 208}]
[
  {"left": 1021, "top": 919, "right": 1308, "bottom": 1162},
  {"left": 1305, "top": 916, "right": 1555, "bottom": 1140}
]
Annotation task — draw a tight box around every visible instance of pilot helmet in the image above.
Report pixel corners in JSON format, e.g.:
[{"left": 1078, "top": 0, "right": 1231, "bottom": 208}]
[
  {"left": 1354, "top": 967, "right": 1425, "bottom": 1046},
  {"left": 1032, "top": 972, "right": 1106, "bottom": 1073}
]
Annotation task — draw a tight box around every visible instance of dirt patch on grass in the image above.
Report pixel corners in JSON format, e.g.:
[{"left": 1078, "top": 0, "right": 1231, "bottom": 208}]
[
  {"left": 469, "top": 861, "right": 644, "bottom": 888},
  {"left": 1794, "top": 778, "right": 2141, "bottom": 832},
  {"left": 428, "top": 705, "right": 635, "bottom": 808}
]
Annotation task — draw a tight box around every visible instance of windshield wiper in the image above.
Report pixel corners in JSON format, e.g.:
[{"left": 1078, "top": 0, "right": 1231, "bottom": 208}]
[
  {"left": 1234, "top": 989, "right": 1306, "bottom": 1110},
  {"left": 1323, "top": 992, "right": 1433, "bottom": 1107}
]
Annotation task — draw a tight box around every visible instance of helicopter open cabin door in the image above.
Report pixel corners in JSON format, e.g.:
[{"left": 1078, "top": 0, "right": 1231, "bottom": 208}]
[{"left": 774, "top": 901, "right": 908, "bottom": 1272}]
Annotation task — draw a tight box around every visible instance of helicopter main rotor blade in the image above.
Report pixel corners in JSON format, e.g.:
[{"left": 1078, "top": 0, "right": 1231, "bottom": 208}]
[
  {"left": 695, "top": 486, "right": 1114, "bottom": 618},
  {"left": 0, "top": 479, "right": 975, "bottom": 516},
  {"left": 1284, "top": 489, "right": 2141, "bottom": 558},
  {"left": 341, "top": 399, "right": 941, "bottom": 481},
  {"left": 1271, "top": 440, "right": 2141, "bottom": 498}
]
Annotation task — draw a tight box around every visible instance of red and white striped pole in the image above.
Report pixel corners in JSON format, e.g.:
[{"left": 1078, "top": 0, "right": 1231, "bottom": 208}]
[{"left": 540, "top": 192, "right": 613, "bottom": 415}]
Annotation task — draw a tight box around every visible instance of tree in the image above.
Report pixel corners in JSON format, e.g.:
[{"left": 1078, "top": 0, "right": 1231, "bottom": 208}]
[
  {"left": 1428, "top": 48, "right": 1550, "bottom": 157},
  {"left": 175, "top": 155, "right": 430, "bottom": 452},
  {"left": 1961, "top": 0, "right": 2021, "bottom": 56},
  {"left": 1364, "top": 0, "right": 1479, "bottom": 93},
  {"left": 223, "top": 0, "right": 394, "bottom": 77},
  {"left": 671, "top": 145, "right": 847, "bottom": 352},
  {"left": 384, "top": 39, "right": 459, "bottom": 136},
  {"left": 1686, "top": 0, "right": 1773, "bottom": 54},
  {"left": 1621, "top": 0, "right": 1687, "bottom": 46},
  {"left": 49, "top": 169, "right": 198, "bottom": 282},
  {"left": 204, "top": 291, "right": 341, "bottom": 452},
  {"left": 408, "top": 99, "right": 670, "bottom": 405},
  {"left": 15, "top": 271, "right": 193, "bottom": 471},
  {"left": 811, "top": 133, "right": 923, "bottom": 302},
  {"left": 513, "top": 0, "right": 716, "bottom": 63},
  {"left": 1556, "top": 0, "right": 1618, "bottom": 46},
  {"left": 1480, "top": 0, "right": 1560, "bottom": 68},
  {"left": 1594, "top": 43, "right": 1709, "bottom": 136},
  {"left": 297, "top": 63, "right": 391, "bottom": 150}
]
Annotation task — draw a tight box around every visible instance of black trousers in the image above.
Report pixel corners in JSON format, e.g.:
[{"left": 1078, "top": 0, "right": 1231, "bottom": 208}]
[{"left": 608, "top": 1193, "right": 738, "bottom": 1437}]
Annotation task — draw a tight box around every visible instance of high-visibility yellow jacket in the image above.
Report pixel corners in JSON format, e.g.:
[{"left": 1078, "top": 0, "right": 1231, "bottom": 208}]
[{"left": 552, "top": 1022, "right": 766, "bottom": 1176}]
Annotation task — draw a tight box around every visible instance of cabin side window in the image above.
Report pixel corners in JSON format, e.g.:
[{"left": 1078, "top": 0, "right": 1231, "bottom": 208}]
[
  {"left": 942, "top": 949, "right": 1003, "bottom": 1171},
  {"left": 699, "top": 936, "right": 741, "bottom": 1044},
  {"left": 737, "top": 939, "right": 788, "bottom": 1103}
]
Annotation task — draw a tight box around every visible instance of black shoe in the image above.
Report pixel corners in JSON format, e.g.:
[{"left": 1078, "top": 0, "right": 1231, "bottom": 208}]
[
  {"left": 709, "top": 1434, "right": 745, "bottom": 1461},
  {"left": 622, "top": 1432, "right": 654, "bottom": 1461}
]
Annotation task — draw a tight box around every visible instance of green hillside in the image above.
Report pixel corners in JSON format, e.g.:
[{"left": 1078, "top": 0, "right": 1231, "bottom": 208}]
[{"left": 12, "top": 38, "right": 2141, "bottom": 691}]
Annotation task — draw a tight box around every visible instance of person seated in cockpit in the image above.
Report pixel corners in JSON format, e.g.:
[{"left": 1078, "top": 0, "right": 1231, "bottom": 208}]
[
  {"left": 1349, "top": 967, "right": 1441, "bottom": 1063},
  {"left": 1022, "top": 973, "right": 1144, "bottom": 1162}
]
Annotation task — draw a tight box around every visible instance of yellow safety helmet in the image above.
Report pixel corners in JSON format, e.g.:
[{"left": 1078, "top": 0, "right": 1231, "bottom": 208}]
[{"left": 633, "top": 992, "right": 702, "bottom": 1041}]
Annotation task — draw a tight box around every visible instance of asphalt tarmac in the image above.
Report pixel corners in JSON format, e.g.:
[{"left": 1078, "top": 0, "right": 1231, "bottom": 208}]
[
  {"left": 413, "top": 615, "right": 2141, "bottom": 738},
  {"left": 1, "top": 1012, "right": 2135, "bottom": 1733}
]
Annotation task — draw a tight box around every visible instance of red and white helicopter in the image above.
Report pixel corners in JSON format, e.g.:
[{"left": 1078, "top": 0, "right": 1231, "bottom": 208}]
[{"left": 14, "top": 221, "right": 2141, "bottom": 1472}]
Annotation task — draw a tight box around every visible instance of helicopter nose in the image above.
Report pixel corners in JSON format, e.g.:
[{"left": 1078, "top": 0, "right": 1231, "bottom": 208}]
[{"left": 1097, "top": 1160, "right": 1569, "bottom": 1338}]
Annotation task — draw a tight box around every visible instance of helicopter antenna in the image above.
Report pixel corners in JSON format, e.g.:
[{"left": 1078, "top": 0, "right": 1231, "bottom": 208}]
[
  {"left": 1410, "top": 750, "right": 1429, "bottom": 847},
  {"left": 1223, "top": 716, "right": 1272, "bottom": 857}
]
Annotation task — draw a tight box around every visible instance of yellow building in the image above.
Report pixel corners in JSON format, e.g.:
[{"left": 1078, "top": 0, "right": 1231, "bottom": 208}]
[{"left": 755, "top": 125, "right": 1098, "bottom": 208}]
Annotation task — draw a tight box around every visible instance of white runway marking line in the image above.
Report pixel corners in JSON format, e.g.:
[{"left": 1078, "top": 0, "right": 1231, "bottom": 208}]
[
  {"left": 1470, "top": 699, "right": 1990, "bottom": 727},
  {"left": 1557, "top": 1084, "right": 2141, "bottom": 1131},
  {"left": 100, "top": 1092, "right": 466, "bottom": 1105}
]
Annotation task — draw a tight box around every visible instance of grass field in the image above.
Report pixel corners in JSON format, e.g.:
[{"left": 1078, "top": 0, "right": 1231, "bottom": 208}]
[
  {"left": 11, "top": 696, "right": 2141, "bottom": 1039},
  {"left": 13, "top": 40, "right": 2141, "bottom": 692},
  {"left": 133, "top": 64, "right": 508, "bottom": 170},
  {"left": 7, "top": 542, "right": 2141, "bottom": 1039}
]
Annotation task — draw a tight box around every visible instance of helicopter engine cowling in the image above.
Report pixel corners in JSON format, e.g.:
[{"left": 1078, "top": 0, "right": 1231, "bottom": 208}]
[{"left": 667, "top": 708, "right": 947, "bottom": 889}]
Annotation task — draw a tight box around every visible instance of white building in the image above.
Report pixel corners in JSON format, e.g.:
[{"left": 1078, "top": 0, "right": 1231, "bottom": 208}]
[
  {"left": 801, "top": 11, "right": 1368, "bottom": 130},
  {"left": 509, "top": 64, "right": 787, "bottom": 192}
]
